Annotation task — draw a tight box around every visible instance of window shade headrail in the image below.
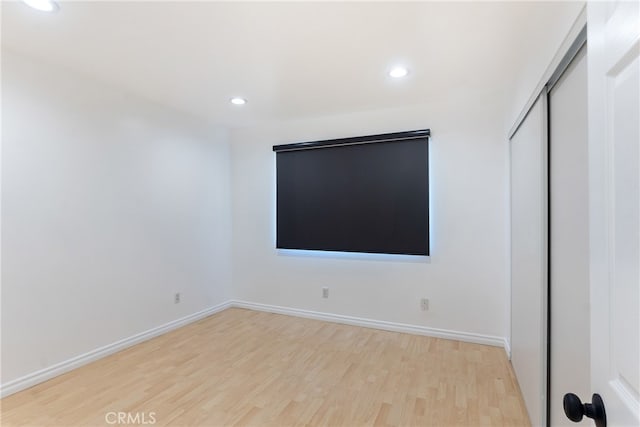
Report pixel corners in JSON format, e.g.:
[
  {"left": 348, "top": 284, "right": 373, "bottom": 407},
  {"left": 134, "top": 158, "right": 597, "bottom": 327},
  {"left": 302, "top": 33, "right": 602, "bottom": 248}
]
[{"left": 272, "top": 129, "right": 431, "bottom": 153}]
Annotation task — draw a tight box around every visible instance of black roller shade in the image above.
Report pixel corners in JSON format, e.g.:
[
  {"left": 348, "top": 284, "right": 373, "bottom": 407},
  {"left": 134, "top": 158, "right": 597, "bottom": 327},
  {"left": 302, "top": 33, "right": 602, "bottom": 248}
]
[{"left": 273, "top": 130, "right": 430, "bottom": 256}]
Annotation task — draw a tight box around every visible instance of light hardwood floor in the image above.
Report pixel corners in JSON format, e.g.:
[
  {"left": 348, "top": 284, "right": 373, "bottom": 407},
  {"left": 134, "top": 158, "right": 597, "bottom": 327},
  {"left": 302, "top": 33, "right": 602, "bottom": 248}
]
[{"left": 1, "top": 308, "right": 530, "bottom": 426}]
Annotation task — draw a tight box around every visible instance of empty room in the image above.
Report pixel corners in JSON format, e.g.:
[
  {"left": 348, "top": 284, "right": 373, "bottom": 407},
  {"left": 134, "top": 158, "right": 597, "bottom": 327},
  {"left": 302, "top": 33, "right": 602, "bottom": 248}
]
[{"left": 1, "top": 1, "right": 638, "bottom": 426}]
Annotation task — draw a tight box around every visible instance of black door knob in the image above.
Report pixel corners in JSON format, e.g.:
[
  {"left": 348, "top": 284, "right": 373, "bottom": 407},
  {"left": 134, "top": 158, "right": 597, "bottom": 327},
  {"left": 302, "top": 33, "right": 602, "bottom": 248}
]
[{"left": 563, "top": 393, "right": 607, "bottom": 427}]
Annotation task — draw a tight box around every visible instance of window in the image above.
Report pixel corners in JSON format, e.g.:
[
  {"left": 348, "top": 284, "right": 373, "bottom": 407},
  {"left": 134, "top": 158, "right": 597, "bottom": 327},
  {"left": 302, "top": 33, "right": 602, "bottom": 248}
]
[{"left": 273, "top": 129, "right": 430, "bottom": 256}]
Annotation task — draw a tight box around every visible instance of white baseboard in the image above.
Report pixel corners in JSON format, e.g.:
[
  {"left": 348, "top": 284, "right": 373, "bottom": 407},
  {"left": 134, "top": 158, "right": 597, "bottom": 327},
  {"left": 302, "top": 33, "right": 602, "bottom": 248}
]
[
  {"left": 1, "top": 300, "right": 510, "bottom": 398},
  {"left": 231, "top": 300, "right": 506, "bottom": 349},
  {"left": 504, "top": 337, "right": 512, "bottom": 360},
  {"left": 0, "top": 301, "right": 232, "bottom": 398}
]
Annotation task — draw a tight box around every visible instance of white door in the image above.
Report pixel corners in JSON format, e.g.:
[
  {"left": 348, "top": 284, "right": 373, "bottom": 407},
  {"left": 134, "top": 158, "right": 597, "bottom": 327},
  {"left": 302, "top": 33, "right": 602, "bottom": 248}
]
[
  {"left": 549, "top": 45, "right": 590, "bottom": 427},
  {"left": 586, "top": 1, "right": 640, "bottom": 425},
  {"left": 511, "top": 94, "right": 548, "bottom": 427}
]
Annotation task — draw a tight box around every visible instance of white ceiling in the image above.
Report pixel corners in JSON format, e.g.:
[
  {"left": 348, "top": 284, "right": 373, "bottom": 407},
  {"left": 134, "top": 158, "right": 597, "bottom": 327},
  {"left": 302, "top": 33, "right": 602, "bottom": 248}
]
[{"left": 2, "top": 1, "right": 571, "bottom": 128}]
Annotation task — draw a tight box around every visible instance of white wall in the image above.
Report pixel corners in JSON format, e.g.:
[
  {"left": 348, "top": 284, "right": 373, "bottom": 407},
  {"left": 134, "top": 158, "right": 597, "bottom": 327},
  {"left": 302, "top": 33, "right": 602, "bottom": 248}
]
[
  {"left": 506, "top": 1, "right": 585, "bottom": 130},
  {"left": 1, "top": 51, "right": 232, "bottom": 384},
  {"left": 230, "top": 87, "right": 510, "bottom": 339}
]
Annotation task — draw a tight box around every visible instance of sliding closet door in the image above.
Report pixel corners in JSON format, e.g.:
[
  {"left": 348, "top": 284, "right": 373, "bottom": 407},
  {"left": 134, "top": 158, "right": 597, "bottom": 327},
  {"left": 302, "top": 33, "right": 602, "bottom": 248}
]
[
  {"left": 548, "top": 45, "right": 589, "bottom": 427},
  {"left": 510, "top": 94, "right": 547, "bottom": 427}
]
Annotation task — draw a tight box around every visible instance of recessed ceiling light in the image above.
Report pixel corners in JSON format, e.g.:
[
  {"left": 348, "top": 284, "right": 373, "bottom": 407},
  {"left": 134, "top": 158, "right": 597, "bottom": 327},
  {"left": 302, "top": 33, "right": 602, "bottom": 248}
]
[
  {"left": 230, "top": 97, "right": 247, "bottom": 106},
  {"left": 389, "top": 66, "right": 409, "bottom": 78},
  {"left": 22, "top": 0, "right": 59, "bottom": 12}
]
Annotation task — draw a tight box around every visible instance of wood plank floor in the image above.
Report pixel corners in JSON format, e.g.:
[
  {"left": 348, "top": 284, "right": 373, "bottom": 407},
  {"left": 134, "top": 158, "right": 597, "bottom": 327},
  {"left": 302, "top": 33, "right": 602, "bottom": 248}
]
[{"left": 1, "top": 308, "right": 530, "bottom": 426}]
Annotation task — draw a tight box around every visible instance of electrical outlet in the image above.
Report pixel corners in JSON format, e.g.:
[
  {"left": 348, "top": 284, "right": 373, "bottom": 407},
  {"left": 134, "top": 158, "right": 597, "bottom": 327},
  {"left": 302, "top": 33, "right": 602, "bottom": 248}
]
[
  {"left": 174, "top": 293, "right": 181, "bottom": 304},
  {"left": 420, "top": 298, "right": 429, "bottom": 311},
  {"left": 322, "top": 287, "right": 329, "bottom": 298}
]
